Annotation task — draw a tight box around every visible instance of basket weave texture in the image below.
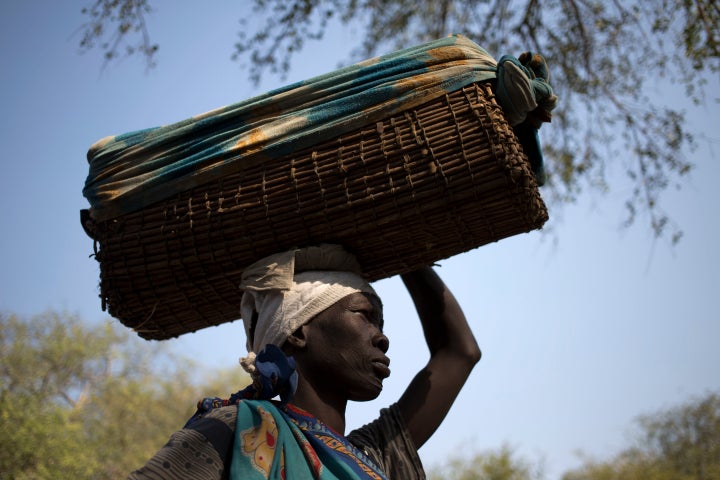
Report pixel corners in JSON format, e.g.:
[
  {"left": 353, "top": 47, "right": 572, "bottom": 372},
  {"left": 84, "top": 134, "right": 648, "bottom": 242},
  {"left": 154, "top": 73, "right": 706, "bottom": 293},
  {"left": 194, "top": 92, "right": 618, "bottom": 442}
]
[{"left": 85, "top": 82, "right": 548, "bottom": 340}]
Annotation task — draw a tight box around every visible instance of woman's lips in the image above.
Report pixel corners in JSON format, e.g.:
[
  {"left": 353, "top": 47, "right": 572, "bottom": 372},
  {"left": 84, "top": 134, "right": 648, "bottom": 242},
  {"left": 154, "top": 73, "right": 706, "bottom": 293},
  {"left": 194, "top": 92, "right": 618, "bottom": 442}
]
[{"left": 372, "top": 357, "right": 391, "bottom": 378}]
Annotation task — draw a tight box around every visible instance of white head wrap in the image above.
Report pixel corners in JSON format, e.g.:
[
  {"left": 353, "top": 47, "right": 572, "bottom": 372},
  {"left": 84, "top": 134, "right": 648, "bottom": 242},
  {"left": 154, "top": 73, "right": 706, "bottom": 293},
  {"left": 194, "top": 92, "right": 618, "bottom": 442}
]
[{"left": 238, "top": 245, "right": 376, "bottom": 373}]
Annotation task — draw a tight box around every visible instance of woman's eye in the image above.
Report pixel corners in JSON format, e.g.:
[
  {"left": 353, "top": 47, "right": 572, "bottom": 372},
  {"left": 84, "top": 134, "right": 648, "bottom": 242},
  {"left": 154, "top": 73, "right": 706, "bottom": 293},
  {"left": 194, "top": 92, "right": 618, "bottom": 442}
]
[
  {"left": 354, "top": 310, "right": 372, "bottom": 322},
  {"left": 353, "top": 310, "right": 369, "bottom": 319},
  {"left": 351, "top": 308, "right": 383, "bottom": 330}
]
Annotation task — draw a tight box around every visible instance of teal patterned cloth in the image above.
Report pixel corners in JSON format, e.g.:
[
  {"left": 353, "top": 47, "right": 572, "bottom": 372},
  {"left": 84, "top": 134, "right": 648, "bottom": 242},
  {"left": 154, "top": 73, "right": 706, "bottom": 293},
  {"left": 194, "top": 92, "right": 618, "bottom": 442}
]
[
  {"left": 83, "top": 34, "right": 555, "bottom": 221},
  {"left": 229, "top": 400, "right": 388, "bottom": 479}
]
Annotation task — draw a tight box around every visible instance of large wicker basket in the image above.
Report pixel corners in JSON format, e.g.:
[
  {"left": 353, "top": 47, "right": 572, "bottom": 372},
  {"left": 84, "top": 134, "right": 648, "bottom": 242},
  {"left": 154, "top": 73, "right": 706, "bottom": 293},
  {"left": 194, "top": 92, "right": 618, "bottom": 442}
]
[{"left": 82, "top": 81, "right": 547, "bottom": 340}]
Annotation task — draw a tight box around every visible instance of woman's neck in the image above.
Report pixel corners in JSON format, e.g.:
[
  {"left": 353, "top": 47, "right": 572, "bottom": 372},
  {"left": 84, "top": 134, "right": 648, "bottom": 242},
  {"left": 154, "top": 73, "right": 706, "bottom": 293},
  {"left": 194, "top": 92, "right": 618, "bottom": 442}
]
[{"left": 291, "top": 379, "right": 348, "bottom": 434}]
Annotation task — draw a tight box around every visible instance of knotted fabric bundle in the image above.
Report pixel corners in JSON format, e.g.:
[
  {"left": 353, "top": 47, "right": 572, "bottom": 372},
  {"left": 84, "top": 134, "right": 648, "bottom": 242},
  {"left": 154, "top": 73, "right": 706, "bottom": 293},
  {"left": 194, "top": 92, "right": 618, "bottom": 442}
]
[{"left": 496, "top": 52, "right": 559, "bottom": 184}]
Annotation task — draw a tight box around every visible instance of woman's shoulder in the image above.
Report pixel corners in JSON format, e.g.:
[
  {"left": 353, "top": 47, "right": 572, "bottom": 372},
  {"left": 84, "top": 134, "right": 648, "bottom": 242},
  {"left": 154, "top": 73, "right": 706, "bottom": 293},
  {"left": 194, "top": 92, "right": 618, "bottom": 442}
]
[
  {"left": 127, "top": 405, "right": 239, "bottom": 480},
  {"left": 197, "top": 404, "right": 238, "bottom": 430}
]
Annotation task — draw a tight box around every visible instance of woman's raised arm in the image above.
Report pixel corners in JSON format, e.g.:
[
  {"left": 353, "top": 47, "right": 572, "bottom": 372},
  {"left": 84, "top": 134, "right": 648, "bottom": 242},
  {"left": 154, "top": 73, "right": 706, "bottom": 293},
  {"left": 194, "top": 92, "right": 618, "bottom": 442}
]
[{"left": 396, "top": 266, "right": 481, "bottom": 448}]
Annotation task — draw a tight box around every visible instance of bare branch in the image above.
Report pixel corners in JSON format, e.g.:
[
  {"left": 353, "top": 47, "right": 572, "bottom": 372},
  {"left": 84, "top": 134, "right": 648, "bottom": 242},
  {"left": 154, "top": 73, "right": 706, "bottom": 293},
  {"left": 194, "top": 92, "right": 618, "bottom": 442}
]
[{"left": 78, "top": 0, "right": 158, "bottom": 70}]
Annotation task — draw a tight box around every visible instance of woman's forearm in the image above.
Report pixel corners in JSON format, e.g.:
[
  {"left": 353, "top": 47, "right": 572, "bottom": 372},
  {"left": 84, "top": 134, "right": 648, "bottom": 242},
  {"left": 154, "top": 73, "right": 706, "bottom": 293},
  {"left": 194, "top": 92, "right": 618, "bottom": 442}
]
[{"left": 400, "top": 266, "right": 481, "bottom": 361}]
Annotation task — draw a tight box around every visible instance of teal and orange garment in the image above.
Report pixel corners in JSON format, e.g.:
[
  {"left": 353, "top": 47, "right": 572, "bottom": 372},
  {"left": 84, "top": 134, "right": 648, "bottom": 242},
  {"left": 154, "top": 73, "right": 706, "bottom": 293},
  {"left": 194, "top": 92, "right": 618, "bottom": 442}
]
[
  {"left": 83, "top": 34, "right": 556, "bottom": 221},
  {"left": 231, "top": 400, "right": 387, "bottom": 480}
]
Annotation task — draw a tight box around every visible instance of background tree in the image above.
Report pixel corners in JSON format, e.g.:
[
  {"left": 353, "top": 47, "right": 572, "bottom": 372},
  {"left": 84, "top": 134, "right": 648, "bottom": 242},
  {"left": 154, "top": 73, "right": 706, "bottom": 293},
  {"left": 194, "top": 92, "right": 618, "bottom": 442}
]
[
  {"left": 0, "top": 310, "right": 248, "bottom": 479},
  {"left": 562, "top": 392, "right": 720, "bottom": 480},
  {"left": 428, "top": 443, "right": 544, "bottom": 480},
  {"left": 2, "top": 314, "right": 717, "bottom": 478},
  {"left": 77, "top": 0, "right": 719, "bottom": 245}
]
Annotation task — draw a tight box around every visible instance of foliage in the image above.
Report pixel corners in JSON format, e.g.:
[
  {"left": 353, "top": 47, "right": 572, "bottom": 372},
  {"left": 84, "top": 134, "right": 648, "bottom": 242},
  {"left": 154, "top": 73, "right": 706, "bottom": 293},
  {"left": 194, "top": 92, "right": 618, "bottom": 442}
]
[
  {"left": 0, "top": 310, "right": 248, "bottom": 479},
  {"left": 425, "top": 393, "right": 720, "bottom": 479},
  {"left": 428, "top": 444, "right": 544, "bottom": 480},
  {"left": 2, "top": 310, "right": 718, "bottom": 478},
  {"left": 78, "top": 0, "right": 157, "bottom": 70},
  {"left": 562, "top": 392, "right": 720, "bottom": 480},
  {"left": 77, "top": 0, "right": 720, "bottom": 245}
]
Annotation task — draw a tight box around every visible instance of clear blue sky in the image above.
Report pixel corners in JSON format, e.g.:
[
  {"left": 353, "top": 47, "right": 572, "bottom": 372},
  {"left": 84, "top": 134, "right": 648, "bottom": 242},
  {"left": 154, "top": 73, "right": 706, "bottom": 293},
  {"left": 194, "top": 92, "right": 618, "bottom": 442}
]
[{"left": 1, "top": 2, "right": 718, "bottom": 478}]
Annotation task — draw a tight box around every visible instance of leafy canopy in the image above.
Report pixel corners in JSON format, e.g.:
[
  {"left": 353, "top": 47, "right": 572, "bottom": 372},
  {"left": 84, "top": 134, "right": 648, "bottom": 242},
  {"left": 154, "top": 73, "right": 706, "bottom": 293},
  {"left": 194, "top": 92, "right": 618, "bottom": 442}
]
[
  {"left": 563, "top": 392, "right": 720, "bottom": 480},
  {"left": 0, "top": 310, "right": 248, "bottom": 479},
  {"left": 3, "top": 309, "right": 718, "bottom": 478},
  {"left": 428, "top": 443, "right": 545, "bottom": 480},
  {"left": 424, "top": 392, "right": 720, "bottom": 480}
]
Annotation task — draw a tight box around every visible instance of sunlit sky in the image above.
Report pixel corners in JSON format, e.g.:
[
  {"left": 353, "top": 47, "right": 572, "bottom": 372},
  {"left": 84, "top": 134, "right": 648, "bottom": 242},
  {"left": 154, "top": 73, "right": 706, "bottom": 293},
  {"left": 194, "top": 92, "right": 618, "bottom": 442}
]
[{"left": 1, "top": 2, "right": 718, "bottom": 478}]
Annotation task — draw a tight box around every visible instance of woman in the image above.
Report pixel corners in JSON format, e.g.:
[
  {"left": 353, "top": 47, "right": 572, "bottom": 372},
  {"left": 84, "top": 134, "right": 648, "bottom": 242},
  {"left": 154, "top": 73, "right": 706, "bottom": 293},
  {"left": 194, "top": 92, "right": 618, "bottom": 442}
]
[{"left": 128, "top": 244, "right": 481, "bottom": 479}]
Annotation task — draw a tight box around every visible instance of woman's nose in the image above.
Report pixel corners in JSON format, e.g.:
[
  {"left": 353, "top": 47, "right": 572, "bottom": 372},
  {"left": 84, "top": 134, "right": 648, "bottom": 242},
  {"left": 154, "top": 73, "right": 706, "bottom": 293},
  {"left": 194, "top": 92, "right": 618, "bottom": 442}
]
[{"left": 373, "top": 332, "right": 390, "bottom": 353}]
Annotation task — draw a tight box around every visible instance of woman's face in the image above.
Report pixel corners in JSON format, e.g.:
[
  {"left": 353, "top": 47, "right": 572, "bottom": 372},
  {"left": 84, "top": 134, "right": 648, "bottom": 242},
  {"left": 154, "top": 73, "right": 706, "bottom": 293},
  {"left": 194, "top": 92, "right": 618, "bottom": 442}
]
[{"left": 296, "top": 292, "right": 390, "bottom": 402}]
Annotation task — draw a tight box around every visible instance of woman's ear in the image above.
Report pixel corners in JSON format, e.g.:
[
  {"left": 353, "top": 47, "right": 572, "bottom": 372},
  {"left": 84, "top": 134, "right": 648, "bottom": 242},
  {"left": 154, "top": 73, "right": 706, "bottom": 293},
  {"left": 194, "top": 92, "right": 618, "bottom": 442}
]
[{"left": 284, "top": 324, "right": 308, "bottom": 352}]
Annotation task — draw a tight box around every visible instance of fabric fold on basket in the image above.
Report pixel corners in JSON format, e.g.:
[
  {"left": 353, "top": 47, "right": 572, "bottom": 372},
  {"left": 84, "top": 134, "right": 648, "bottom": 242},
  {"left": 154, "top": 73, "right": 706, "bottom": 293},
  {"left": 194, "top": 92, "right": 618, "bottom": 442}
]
[{"left": 83, "top": 34, "right": 554, "bottom": 221}]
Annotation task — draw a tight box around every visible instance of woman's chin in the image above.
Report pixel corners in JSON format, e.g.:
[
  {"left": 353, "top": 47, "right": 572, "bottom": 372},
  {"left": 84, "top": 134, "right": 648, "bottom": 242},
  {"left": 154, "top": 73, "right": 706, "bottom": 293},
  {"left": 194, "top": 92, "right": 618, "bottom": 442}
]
[{"left": 351, "top": 382, "right": 384, "bottom": 402}]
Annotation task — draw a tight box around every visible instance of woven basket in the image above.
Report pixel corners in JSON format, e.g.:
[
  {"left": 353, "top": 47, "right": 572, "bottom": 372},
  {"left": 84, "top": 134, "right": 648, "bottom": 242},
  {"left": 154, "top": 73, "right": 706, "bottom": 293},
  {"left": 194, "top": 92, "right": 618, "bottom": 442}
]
[{"left": 83, "top": 82, "right": 548, "bottom": 340}]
